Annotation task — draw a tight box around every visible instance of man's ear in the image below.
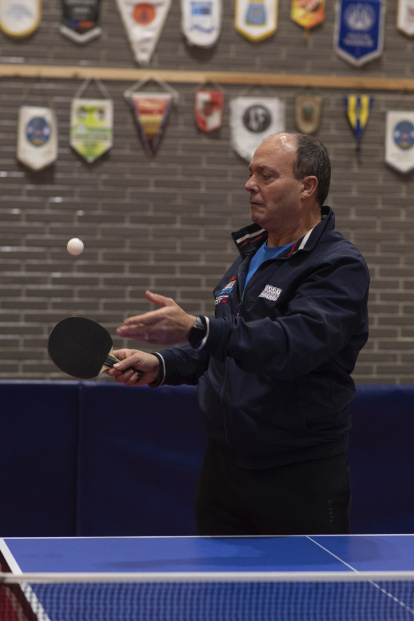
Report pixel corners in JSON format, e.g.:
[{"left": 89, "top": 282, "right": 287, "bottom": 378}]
[{"left": 301, "top": 176, "right": 318, "bottom": 199}]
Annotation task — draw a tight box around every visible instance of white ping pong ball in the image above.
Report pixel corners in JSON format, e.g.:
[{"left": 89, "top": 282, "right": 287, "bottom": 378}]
[{"left": 67, "top": 238, "right": 84, "bottom": 256}]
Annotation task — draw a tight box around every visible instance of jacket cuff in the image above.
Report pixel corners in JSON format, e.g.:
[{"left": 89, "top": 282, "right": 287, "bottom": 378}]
[
  {"left": 198, "top": 317, "right": 226, "bottom": 354},
  {"left": 148, "top": 352, "right": 166, "bottom": 387}
]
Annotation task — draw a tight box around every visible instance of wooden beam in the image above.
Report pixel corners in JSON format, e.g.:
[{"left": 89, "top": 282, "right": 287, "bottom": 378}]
[{"left": 0, "top": 64, "right": 412, "bottom": 91}]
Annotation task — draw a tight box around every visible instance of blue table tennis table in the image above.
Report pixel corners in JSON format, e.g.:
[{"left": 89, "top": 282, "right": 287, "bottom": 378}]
[{"left": 1, "top": 535, "right": 414, "bottom": 620}]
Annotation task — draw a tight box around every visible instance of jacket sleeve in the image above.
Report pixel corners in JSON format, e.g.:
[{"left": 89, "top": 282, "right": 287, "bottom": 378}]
[
  {"left": 199, "top": 252, "right": 369, "bottom": 380},
  {"left": 153, "top": 344, "right": 210, "bottom": 386}
]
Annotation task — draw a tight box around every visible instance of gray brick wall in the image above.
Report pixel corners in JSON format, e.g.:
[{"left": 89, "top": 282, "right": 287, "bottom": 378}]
[{"left": 0, "top": 1, "right": 412, "bottom": 383}]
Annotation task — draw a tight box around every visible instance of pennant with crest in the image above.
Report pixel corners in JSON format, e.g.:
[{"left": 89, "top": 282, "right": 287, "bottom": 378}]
[
  {"left": 230, "top": 96, "right": 285, "bottom": 162},
  {"left": 17, "top": 106, "right": 58, "bottom": 171},
  {"left": 291, "top": 0, "right": 325, "bottom": 38},
  {"left": 344, "top": 94, "right": 373, "bottom": 152},
  {"left": 0, "top": 0, "right": 41, "bottom": 37},
  {"left": 70, "top": 79, "right": 113, "bottom": 163},
  {"left": 60, "top": 0, "right": 102, "bottom": 44},
  {"left": 235, "top": 0, "right": 278, "bottom": 43},
  {"left": 385, "top": 111, "right": 414, "bottom": 174},
  {"left": 181, "top": 0, "right": 221, "bottom": 47},
  {"left": 124, "top": 79, "right": 178, "bottom": 157},
  {"left": 295, "top": 92, "right": 322, "bottom": 134},
  {"left": 397, "top": 0, "right": 414, "bottom": 37},
  {"left": 116, "top": 0, "right": 171, "bottom": 65},
  {"left": 195, "top": 87, "right": 224, "bottom": 132},
  {"left": 334, "top": 0, "right": 385, "bottom": 67}
]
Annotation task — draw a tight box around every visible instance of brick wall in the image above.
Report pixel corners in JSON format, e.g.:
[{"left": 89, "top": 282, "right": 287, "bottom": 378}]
[{"left": 0, "top": 1, "right": 412, "bottom": 384}]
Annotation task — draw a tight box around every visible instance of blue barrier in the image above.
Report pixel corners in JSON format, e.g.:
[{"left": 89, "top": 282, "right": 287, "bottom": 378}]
[{"left": 0, "top": 381, "right": 412, "bottom": 536}]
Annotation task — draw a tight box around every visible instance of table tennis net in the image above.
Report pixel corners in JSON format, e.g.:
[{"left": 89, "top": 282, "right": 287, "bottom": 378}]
[{"left": 1, "top": 573, "right": 414, "bottom": 621}]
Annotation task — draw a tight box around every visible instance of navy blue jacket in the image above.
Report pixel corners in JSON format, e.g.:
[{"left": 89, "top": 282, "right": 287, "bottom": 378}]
[{"left": 156, "top": 207, "right": 370, "bottom": 469}]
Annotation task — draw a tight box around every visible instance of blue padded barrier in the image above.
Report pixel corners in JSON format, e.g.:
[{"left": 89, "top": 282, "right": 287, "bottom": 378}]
[
  {"left": 0, "top": 381, "right": 413, "bottom": 536},
  {"left": 76, "top": 383, "right": 205, "bottom": 536},
  {"left": 0, "top": 381, "right": 79, "bottom": 536},
  {"left": 348, "top": 385, "right": 414, "bottom": 534}
]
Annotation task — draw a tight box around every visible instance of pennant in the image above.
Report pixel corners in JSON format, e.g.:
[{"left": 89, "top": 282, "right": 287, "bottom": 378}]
[
  {"left": 344, "top": 94, "right": 373, "bottom": 152},
  {"left": 195, "top": 88, "right": 224, "bottom": 132},
  {"left": 0, "top": 0, "right": 41, "bottom": 37},
  {"left": 385, "top": 111, "right": 414, "bottom": 174},
  {"left": 234, "top": 0, "right": 278, "bottom": 42},
  {"left": 60, "top": 0, "right": 102, "bottom": 44},
  {"left": 116, "top": 0, "right": 171, "bottom": 65},
  {"left": 181, "top": 0, "right": 221, "bottom": 47},
  {"left": 295, "top": 93, "right": 322, "bottom": 134},
  {"left": 127, "top": 93, "right": 173, "bottom": 157},
  {"left": 397, "top": 0, "right": 414, "bottom": 36},
  {"left": 334, "top": 0, "right": 385, "bottom": 67},
  {"left": 291, "top": 0, "right": 325, "bottom": 37},
  {"left": 17, "top": 106, "right": 57, "bottom": 171},
  {"left": 230, "top": 96, "right": 285, "bottom": 162},
  {"left": 70, "top": 99, "right": 113, "bottom": 163}
]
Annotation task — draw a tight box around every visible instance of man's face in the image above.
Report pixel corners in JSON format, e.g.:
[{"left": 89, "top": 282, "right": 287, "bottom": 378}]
[{"left": 245, "top": 134, "right": 305, "bottom": 236}]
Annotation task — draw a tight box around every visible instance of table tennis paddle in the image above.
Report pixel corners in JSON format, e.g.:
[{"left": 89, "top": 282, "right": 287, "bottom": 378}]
[{"left": 48, "top": 316, "right": 143, "bottom": 380}]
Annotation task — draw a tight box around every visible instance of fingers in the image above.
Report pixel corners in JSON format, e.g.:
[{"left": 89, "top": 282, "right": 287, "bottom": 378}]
[
  {"left": 115, "top": 292, "right": 193, "bottom": 344},
  {"left": 106, "top": 350, "right": 160, "bottom": 387},
  {"left": 145, "top": 290, "right": 176, "bottom": 308},
  {"left": 113, "top": 368, "right": 142, "bottom": 387}
]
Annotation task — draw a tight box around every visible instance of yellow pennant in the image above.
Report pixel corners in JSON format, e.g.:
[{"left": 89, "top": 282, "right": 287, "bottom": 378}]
[
  {"left": 235, "top": 0, "right": 278, "bottom": 42},
  {"left": 291, "top": 0, "right": 325, "bottom": 38},
  {"left": 345, "top": 95, "right": 373, "bottom": 152}
]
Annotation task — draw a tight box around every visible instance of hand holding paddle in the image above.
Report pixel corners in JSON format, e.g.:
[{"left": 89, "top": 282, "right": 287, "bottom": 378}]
[{"left": 48, "top": 316, "right": 147, "bottom": 382}]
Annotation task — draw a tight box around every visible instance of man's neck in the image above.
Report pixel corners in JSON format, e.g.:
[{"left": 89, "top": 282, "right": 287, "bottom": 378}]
[{"left": 267, "top": 216, "right": 321, "bottom": 248}]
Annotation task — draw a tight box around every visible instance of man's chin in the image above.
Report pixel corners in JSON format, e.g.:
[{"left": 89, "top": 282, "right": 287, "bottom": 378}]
[{"left": 250, "top": 210, "right": 265, "bottom": 227}]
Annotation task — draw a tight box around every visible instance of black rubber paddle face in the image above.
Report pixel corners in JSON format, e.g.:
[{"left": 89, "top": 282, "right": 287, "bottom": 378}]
[{"left": 48, "top": 317, "right": 114, "bottom": 379}]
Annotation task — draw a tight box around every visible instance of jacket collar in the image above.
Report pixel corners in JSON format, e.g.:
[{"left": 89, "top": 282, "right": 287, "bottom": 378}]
[{"left": 231, "top": 206, "right": 334, "bottom": 259}]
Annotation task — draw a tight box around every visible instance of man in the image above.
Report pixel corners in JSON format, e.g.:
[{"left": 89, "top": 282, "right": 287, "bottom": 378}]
[{"left": 107, "top": 132, "right": 370, "bottom": 536}]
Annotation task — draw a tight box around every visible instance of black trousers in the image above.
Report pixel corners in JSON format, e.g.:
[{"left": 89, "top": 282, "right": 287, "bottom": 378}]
[{"left": 195, "top": 441, "right": 351, "bottom": 536}]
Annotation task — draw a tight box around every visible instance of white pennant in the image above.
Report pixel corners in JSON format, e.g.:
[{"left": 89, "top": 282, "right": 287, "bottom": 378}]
[
  {"left": 181, "top": 0, "right": 221, "bottom": 47},
  {"left": 17, "top": 106, "right": 58, "bottom": 171},
  {"left": 0, "top": 0, "right": 41, "bottom": 37},
  {"left": 230, "top": 96, "right": 285, "bottom": 162},
  {"left": 116, "top": 0, "right": 171, "bottom": 65},
  {"left": 397, "top": 0, "right": 414, "bottom": 36},
  {"left": 385, "top": 111, "right": 414, "bottom": 174}
]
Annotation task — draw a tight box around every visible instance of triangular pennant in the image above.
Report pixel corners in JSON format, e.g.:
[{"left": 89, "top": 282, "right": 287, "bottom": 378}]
[
  {"left": 385, "top": 111, "right": 414, "bottom": 174},
  {"left": 234, "top": 0, "right": 278, "bottom": 42},
  {"left": 17, "top": 106, "right": 58, "bottom": 171},
  {"left": 181, "top": 0, "right": 221, "bottom": 47},
  {"left": 116, "top": 0, "right": 171, "bottom": 65},
  {"left": 230, "top": 96, "right": 285, "bottom": 162},
  {"left": 0, "top": 0, "right": 41, "bottom": 37},
  {"left": 60, "top": 0, "right": 102, "bottom": 44},
  {"left": 295, "top": 93, "right": 322, "bottom": 134},
  {"left": 344, "top": 94, "right": 373, "bottom": 151},
  {"left": 397, "top": 0, "right": 414, "bottom": 36},
  {"left": 70, "top": 98, "right": 113, "bottom": 163},
  {"left": 128, "top": 93, "right": 173, "bottom": 157},
  {"left": 195, "top": 88, "right": 224, "bottom": 132},
  {"left": 291, "top": 0, "right": 325, "bottom": 38},
  {"left": 334, "top": 0, "right": 385, "bottom": 67}
]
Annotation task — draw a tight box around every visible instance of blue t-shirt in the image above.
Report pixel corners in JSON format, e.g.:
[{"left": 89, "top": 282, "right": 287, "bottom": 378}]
[{"left": 244, "top": 240, "right": 294, "bottom": 291}]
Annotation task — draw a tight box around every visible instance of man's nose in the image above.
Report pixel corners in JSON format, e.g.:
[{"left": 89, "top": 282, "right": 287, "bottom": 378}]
[{"left": 245, "top": 175, "right": 257, "bottom": 192}]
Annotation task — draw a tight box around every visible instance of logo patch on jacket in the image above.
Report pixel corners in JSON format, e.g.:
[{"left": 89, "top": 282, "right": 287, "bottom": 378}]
[
  {"left": 216, "top": 275, "right": 237, "bottom": 304},
  {"left": 259, "top": 285, "right": 282, "bottom": 302}
]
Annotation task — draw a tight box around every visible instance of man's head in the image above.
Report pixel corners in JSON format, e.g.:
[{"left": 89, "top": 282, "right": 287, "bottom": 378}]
[
  {"left": 245, "top": 132, "right": 330, "bottom": 246},
  {"left": 292, "top": 133, "right": 331, "bottom": 208}
]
